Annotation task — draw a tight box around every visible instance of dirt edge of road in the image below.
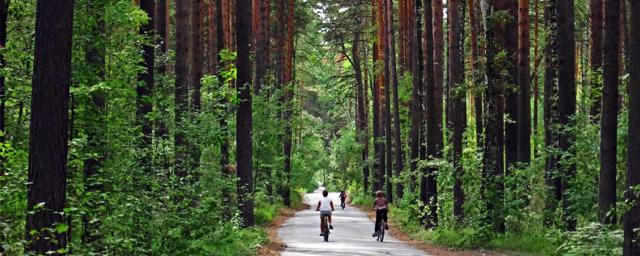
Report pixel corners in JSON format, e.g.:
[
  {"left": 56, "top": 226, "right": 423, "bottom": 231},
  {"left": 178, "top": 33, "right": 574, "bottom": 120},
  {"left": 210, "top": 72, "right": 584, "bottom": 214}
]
[
  {"left": 258, "top": 203, "right": 310, "bottom": 256},
  {"left": 354, "top": 204, "right": 505, "bottom": 256}
]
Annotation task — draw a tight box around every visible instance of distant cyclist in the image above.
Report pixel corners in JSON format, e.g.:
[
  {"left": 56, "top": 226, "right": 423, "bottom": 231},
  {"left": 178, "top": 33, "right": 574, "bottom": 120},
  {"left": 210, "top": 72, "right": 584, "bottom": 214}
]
[
  {"left": 316, "top": 190, "right": 334, "bottom": 235},
  {"left": 372, "top": 190, "right": 389, "bottom": 237},
  {"left": 339, "top": 190, "right": 347, "bottom": 209}
]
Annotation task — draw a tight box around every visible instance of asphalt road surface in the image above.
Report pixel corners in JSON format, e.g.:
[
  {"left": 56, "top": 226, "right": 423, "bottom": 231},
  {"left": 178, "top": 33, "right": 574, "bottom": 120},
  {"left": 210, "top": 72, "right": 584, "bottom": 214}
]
[{"left": 278, "top": 189, "right": 429, "bottom": 256}]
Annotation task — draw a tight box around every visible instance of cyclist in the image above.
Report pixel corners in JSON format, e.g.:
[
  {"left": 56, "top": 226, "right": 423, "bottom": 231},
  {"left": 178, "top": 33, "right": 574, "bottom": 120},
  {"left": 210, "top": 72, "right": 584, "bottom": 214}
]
[
  {"left": 372, "top": 190, "right": 389, "bottom": 237},
  {"left": 339, "top": 190, "right": 347, "bottom": 209},
  {"left": 316, "top": 190, "right": 334, "bottom": 236}
]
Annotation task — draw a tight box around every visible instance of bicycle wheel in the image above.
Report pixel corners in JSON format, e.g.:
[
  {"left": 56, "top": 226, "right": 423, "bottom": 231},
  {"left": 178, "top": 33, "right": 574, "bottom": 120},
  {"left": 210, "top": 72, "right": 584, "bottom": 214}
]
[
  {"left": 379, "top": 227, "right": 385, "bottom": 242},
  {"left": 323, "top": 217, "right": 329, "bottom": 242}
]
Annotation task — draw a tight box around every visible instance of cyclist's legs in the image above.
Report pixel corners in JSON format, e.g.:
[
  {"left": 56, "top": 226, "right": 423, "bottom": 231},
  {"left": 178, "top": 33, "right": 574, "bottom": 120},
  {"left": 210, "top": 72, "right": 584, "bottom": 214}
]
[
  {"left": 381, "top": 208, "right": 388, "bottom": 223},
  {"left": 374, "top": 210, "right": 382, "bottom": 232},
  {"left": 320, "top": 211, "right": 331, "bottom": 232}
]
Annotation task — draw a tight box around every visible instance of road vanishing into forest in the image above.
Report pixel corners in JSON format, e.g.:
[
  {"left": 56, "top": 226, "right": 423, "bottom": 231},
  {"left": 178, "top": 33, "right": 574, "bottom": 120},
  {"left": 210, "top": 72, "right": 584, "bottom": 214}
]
[{"left": 277, "top": 189, "right": 429, "bottom": 256}]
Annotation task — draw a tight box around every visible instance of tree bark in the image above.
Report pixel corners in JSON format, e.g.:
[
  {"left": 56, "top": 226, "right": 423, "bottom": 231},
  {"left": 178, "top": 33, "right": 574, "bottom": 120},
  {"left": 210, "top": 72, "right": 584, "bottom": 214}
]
[
  {"left": 556, "top": 0, "right": 577, "bottom": 231},
  {"left": 517, "top": 0, "right": 531, "bottom": 164},
  {"left": 448, "top": 0, "right": 466, "bottom": 222},
  {"left": 598, "top": 0, "right": 620, "bottom": 225},
  {"left": 421, "top": 0, "right": 438, "bottom": 228},
  {"left": 154, "top": 0, "right": 169, "bottom": 140},
  {"left": 543, "top": 0, "right": 561, "bottom": 227},
  {"left": 236, "top": 0, "right": 254, "bottom": 227},
  {"left": 624, "top": 2, "right": 640, "bottom": 254},
  {"left": 483, "top": 0, "right": 506, "bottom": 233},
  {"left": 282, "top": 0, "right": 294, "bottom": 207},
  {"left": 468, "top": 0, "right": 484, "bottom": 151},
  {"left": 409, "top": 0, "right": 423, "bottom": 193},
  {"left": 0, "top": 0, "right": 7, "bottom": 168},
  {"left": 504, "top": 0, "right": 518, "bottom": 173},
  {"left": 387, "top": 0, "right": 404, "bottom": 200},
  {"left": 589, "top": 0, "right": 603, "bottom": 118},
  {"left": 354, "top": 32, "right": 369, "bottom": 195},
  {"left": 175, "top": 0, "right": 190, "bottom": 177},
  {"left": 139, "top": 0, "right": 154, "bottom": 166},
  {"left": 26, "top": 0, "right": 74, "bottom": 253},
  {"left": 382, "top": 0, "right": 393, "bottom": 203},
  {"left": 254, "top": 0, "right": 270, "bottom": 94},
  {"left": 192, "top": 0, "right": 204, "bottom": 112}
]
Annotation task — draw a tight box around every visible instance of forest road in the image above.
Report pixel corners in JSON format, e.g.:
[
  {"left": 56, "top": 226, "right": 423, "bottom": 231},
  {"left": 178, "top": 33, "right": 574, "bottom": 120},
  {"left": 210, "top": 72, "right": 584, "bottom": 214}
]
[{"left": 277, "top": 189, "right": 430, "bottom": 256}]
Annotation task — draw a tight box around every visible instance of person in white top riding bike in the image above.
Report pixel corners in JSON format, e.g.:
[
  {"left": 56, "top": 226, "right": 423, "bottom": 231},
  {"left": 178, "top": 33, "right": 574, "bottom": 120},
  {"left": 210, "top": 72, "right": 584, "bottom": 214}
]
[{"left": 316, "top": 190, "right": 335, "bottom": 235}]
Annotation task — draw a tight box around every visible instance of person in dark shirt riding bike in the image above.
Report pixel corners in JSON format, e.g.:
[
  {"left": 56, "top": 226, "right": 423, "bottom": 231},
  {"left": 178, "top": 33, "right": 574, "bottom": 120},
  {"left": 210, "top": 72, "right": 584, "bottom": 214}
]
[{"left": 372, "top": 190, "right": 389, "bottom": 237}]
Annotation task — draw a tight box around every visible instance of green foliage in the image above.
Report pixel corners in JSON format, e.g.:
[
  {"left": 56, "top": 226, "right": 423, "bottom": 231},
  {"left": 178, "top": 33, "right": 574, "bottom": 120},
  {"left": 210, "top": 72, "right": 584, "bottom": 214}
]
[{"left": 556, "top": 223, "right": 623, "bottom": 256}]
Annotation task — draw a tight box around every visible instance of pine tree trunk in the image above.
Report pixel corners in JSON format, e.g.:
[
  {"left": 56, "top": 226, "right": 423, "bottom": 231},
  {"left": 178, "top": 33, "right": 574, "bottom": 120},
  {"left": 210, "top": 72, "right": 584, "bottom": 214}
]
[
  {"left": 504, "top": 0, "right": 518, "bottom": 173},
  {"left": 236, "top": 0, "right": 254, "bottom": 227},
  {"left": 282, "top": 0, "right": 294, "bottom": 207},
  {"left": 543, "top": 0, "right": 561, "bottom": 227},
  {"left": 215, "top": 0, "right": 233, "bottom": 220},
  {"left": 421, "top": 0, "right": 438, "bottom": 228},
  {"left": 387, "top": 0, "right": 404, "bottom": 200},
  {"left": 174, "top": 0, "right": 190, "bottom": 177},
  {"left": 192, "top": 0, "right": 204, "bottom": 112},
  {"left": 556, "top": 0, "right": 577, "bottom": 231},
  {"left": 589, "top": 0, "right": 603, "bottom": 118},
  {"left": 382, "top": 0, "right": 393, "bottom": 203},
  {"left": 468, "top": 0, "right": 484, "bottom": 151},
  {"left": 409, "top": 0, "right": 423, "bottom": 193},
  {"left": 483, "top": 0, "right": 506, "bottom": 233},
  {"left": 517, "top": 0, "right": 531, "bottom": 164},
  {"left": 254, "top": 0, "right": 270, "bottom": 94},
  {"left": 154, "top": 0, "right": 169, "bottom": 141},
  {"left": 25, "top": 0, "right": 74, "bottom": 253},
  {"left": 624, "top": 2, "right": 640, "bottom": 254},
  {"left": 448, "top": 0, "right": 466, "bottom": 222},
  {"left": 354, "top": 32, "right": 369, "bottom": 196},
  {"left": 139, "top": 0, "right": 154, "bottom": 165},
  {"left": 0, "top": 0, "right": 7, "bottom": 169},
  {"left": 598, "top": 0, "right": 620, "bottom": 225}
]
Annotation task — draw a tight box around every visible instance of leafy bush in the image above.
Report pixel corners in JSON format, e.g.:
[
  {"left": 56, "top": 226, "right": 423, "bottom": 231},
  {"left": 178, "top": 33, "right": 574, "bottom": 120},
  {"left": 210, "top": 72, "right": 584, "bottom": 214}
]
[{"left": 556, "top": 223, "right": 623, "bottom": 256}]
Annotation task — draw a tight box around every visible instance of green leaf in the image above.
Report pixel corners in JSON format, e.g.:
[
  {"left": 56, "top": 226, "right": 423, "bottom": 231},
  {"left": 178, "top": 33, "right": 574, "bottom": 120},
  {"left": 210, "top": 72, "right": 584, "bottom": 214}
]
[{"left": 55, "top": 223, "right": 69, "bottom": 233}]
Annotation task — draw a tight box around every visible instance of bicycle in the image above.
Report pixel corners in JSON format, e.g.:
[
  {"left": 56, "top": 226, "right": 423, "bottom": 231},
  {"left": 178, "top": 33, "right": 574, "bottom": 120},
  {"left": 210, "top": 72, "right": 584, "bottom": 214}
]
[
  {"left": 340, "top": 200, "right": 346, "bottom": 210},
  {"left": 375, "top": 220, "right": 386, "bottom": 242},
  {"left": 320, "top": 214, "right": 330, "bottom": 242}
]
